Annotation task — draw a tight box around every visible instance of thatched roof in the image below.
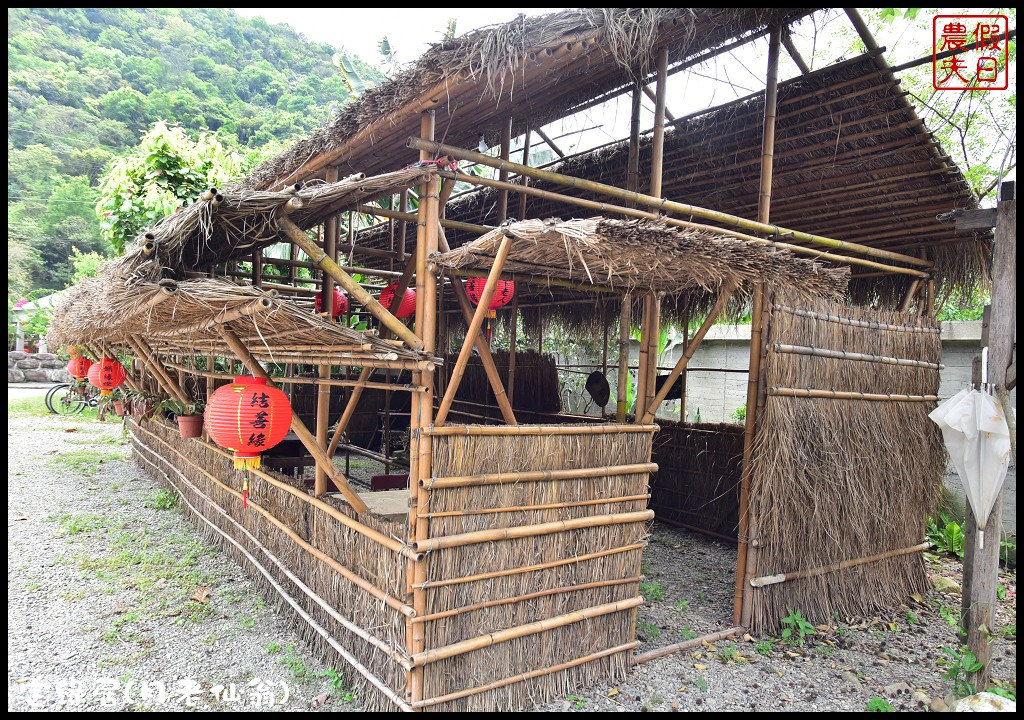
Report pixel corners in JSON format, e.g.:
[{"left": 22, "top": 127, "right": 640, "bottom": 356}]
[
  {"left": 243, "top": 8, "right": 812, "bottom": 189},
  {"left": 48, "top": 277, "right": 438, "bottom": 369},
  {"left": 117, "top": 167, "right": 435, "bottom": 281},
  {"left": 433, "top": 217, "right": 849, "bottom": 298}
]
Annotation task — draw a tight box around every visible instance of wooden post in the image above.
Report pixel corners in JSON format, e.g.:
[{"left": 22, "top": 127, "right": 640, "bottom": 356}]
[
  {"left": 322, "top": 168, "right": 340, "bottom": 317},
  {"left": 649, "top": 46, "right": 669, "bottom": 199},
  {"left": 736, "top": 24, "right": 781, "bottom": 628},
  {"left": 315, "top": 168, "right": 340, "bottom": 496},
  {"left": 434, "top": 233, "right": 513, "bottom": 426},
  {"left": 496, "top": 117, "right": 512, "bottom": 223},
  {"left": 616, "top": 293, "right": 631, "bottom": 421},
  {"left": 220, "top": 329, "right": 369, "bottom": 514},
  {"left": 508, "top": 292, "right": 519, "bottom": 407},
  {"left": 625, "top": 86, "right": 641, "bottom": 207},
  {"left": 962, "top": 181, "right": 1015, "bottom": 689},
  {"left": 679, "top": 302, "right": 690, "bottom": 421},
  {"left": 517, "top": 129, "right": 532, "bottom": 222}
]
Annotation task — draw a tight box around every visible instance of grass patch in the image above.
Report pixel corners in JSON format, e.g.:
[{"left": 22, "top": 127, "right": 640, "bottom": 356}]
[
  {"left": 52, "top": 512, "right": 111, "bottom": 535},
  {"left": 145, "top": 489, "right": 179, "bottom": 510},
  {"left": 66, "top": 434, "right": 126, "bottom": 446},
  {"left": 48, "top": 448, "right": 127, "bottom": 478},
  {"left": 8, "top": 396, "right": 52, "bottom": 417}
]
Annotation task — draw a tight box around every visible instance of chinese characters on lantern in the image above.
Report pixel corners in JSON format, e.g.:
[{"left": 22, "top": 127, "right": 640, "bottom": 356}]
[{"left": 933, "top": 14, "right": 1009, "bottom": 90}]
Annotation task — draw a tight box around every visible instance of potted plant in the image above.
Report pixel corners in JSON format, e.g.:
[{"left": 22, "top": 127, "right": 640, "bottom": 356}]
[
  {"left": 155, "top": 398, "right": 206, "bottom": 438},
  {"left": 111, "top": 388, "right": 127, "bottom": 417},
  {"left": 72, "top": 378, "right": 90, "bottom": 397},
  {"left": 129, "top": 390, "right": 160, "bottom": 421}
]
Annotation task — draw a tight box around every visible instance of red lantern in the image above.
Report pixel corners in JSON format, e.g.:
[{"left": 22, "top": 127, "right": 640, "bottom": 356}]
[
  {"left": 379, "top": 282, "right": 416, "bottom": 319},
  {"left": 67, "top": 355, "right": 93, "bottom": 381},
  {"left": 205, "top": 376, "right": 292, "bottom": 470},
  {"left": 87, "top": 357, "right": 127, "bottom": 396},
  {"left": 465, "top": 278, "right": 515, "bottom": 311},
  {"left": 314, "top": 287, "right": 349, "bottom": 318}
]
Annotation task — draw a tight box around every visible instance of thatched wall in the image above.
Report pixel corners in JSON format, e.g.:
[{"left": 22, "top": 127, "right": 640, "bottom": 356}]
[
  {"left": 649, "top": 421, "right": 744, "bottom": 540},
  {"left": 127, "top": 418, "right": 410, "bottom": 710},
  {"left": 747, "top": 293, "right": 944, "bottom": 632},
  {"left": 420, "top": 426, "right": 655, "bottom": 710}
]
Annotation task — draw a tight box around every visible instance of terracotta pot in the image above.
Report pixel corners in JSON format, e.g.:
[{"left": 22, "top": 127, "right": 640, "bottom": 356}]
[
  {"left": 177, "top": 414, "right": 204, "bottom": 438},
  {"left": 75, "top": 386, "right": 89, "bottom": 397},
  {"left": 113, "top": 400, "right": 126, "bottom": 417}
]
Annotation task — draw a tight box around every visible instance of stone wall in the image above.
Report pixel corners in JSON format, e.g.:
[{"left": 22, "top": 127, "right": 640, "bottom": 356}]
[{"left": 8, "top": 351, "right": 72, "bottom": 383}]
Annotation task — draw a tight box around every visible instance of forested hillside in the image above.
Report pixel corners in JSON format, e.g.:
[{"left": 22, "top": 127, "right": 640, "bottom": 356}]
[{"left": 8, "top": 7, "right": 382, "bottom": 297}]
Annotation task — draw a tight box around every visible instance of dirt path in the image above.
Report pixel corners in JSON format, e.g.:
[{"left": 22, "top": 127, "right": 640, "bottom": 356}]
[{"left": 7, "top": 391, "right": 1017, "bottom": 712}]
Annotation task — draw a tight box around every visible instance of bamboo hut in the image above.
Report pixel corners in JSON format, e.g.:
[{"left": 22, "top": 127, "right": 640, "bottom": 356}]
[{"left": 50, "top": 8, "right": 992, "bottom": 712}]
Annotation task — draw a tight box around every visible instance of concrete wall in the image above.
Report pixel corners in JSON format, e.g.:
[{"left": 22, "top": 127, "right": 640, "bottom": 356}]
[{"left": 8, "top": 351, "right": 72, "bottom": 383}]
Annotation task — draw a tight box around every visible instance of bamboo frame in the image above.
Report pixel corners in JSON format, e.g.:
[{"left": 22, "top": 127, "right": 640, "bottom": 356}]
[
  {"left": 411, "top": 510, "right": 654, "bottom": 552},
  {"left": 769, "top": 387, "right": 940, "bottom": 402},
  {"left": 421, "top": 494, "right": 651, "bottom": 519},
  {"left": 160, "top": 359, "right": 427, "bottom": 392},
  {"left": 425, "top": 462, "right": 658, "bottom": 490},
  {"left": 750, "top": 542, "right": 931, "bottom": 587},
  {"left": 221, "top": 329, "right": 370, "bottom": 512},
  {"left": 631, "top": 627, "right": 744, "bottom": 666},
  {"left": 278, "top": 216, "right": 424, "bottom": 350},
  {"left": 773, "top": 304, "right": 940, "bottom": 333},
  {"left": 433, "top": 232, "right": 513, "bottom": 426},
  {"left": 641, "top": 281, "right": 737, "bottom": 423},
  {"left": 409, "top": 137, "right": 933, "bottom": 269},
  {"left": 128, "top": 335, "right": 191, "bottom": 404},
  {"left": 422, "top": 423, "right": 658, "bottom": 437},
  {"left": 129, "top": 437, "right": 414, "bottom": 710}
]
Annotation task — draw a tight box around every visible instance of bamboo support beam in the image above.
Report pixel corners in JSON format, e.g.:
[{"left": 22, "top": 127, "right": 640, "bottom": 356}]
[
  {"left": 130, "top": 422, "right": 415, "bottom": 617},
  {"left": 649, "top": 46, "right": 669, "bottom": 198},
  {"left": 221, "top": 329, "right": 369, "bottom": 513},
  {"left": 423, "top": 423, "right": 658, "bottom": 437},
  {"left": 631, "top": 627, "right": 744, "bottom": 666},
  {"left": 128, "top": 437, "right": 413, "bottom": 709},
  {"left": 147, "top": 298, "right": 273, "bottom": 338},
  {"left": 278, "top": 217, "right": 423, "bottom": 351},
  {"left": 433, "top": 232, "right": 512, "bottom": 426},
  {"left": 751, "top": 542, "right": 930, "bottom": 587},
  {"left": 641, "top": 282, "right": 737, "bottom": 423},
  {"left": 533, "top": 126, "right": 565, "bottom": 157},
  {"left": 410, "top": 137, "right": 933, "bottom": 269},
  {"left": 409, "top": 597, "right": 643, "bottom": 667},
  {"left": 413, "top": 642, "right": 637, "bottom": 709},
  {"left": 422, "top": 494, "right": 650, "bottom": 519},
  {"left": 416, "top": 543, "right": 644, "bottom": 590},
  {"left": 411, "top": 510, "right": 654, "bottom": 552},
  {"left": 774, "top": 343, "right": 943, "bottom": 369},
  {"left": 128, "top": 336, "right": 190, "bottom": 404},
  {"left": 315, "top": 363, "right": 331, "bottom": 496},
  {"left": 774, "top": 304, "right": 940, "bottom": 333},
  {"left": 161, "top": 359, "right": 425, "bottom": 392},
  {"left": 898, "top": 278, "right": 923, "bottom": 312},
  {"left": 769, "top": 387, "right": 939, "bottom": 402}
]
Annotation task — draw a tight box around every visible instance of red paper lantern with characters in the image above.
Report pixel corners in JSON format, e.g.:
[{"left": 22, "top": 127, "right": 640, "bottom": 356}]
[
  {"left": 465, "top": 278, "right": 515, "bottom": 313},
  {"left": 67, "top": 355, "right": 93, "bottom": 381},
  {"left": 86, "top": 357, "right": 127, "bottom": 396},
  {"left": 314, "top": 286, "right": 349, "bottom": 318},
  {"left": 204, "top": 376, "right": 292, "bottom": 470},
  {"left": 379, "top": 282, "right": 416, "bottom": 319}
]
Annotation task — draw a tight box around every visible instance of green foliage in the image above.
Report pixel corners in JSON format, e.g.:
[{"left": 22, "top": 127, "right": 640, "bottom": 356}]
[
  {"left": 938, "top": 645, "right": 983, "bottom": 698},
  {"left": 866, "top": 696, "right": 895, "bottom": 712},
  {"left": 640, "top": 580, "right": 665, "bottom": 602},
  {"left": 730, "top": 404, "right": 746, "bottom": 424},
  {"left": 927, "top": 514, "right": 966, "bottom": 557},
  {"left": 323, "top": 668, "right": 356, "bottom": 701},
  {"left": 754, "top": 640, "right": 773, "bottom": 656},
  {"left": 717, "top": 643, "right": 742, "bottom": 664},
  {"left": 637, "top": 620, "right": 661, "bottom": 639},
  {"left": 780, "top": 609, "right": 815, "bottom": 647}
]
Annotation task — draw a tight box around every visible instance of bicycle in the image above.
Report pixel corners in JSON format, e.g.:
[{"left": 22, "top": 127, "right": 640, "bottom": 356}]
[{"left": 44, "top": 383, "right": 99, "bottom": 416}]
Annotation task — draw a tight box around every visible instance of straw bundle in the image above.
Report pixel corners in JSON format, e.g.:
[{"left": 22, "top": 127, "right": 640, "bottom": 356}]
[
  {"left": 419, "top": 426, "right": 655, "bottom": 710},
  {"left": 649, "top": 421, "right": 745, "bottom": 539},
  {"left": 747, "top": 292, "right": 944, "bottom": 633},
  {"left": 128, "top": 418, "right": 411, "bottom": 710}
]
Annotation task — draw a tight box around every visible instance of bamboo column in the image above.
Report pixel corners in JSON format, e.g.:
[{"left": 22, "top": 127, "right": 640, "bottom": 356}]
[
  {"left": 616, "top": 293, "right": 631, "bottom": 421},
  {"left": 649, "top": 46, "right": 669, "bottom": 198},
  {"left": 434, "top": 233, "right": 513, "bottom": 427},
  {"left": 128, "top": 336, "right": 190, "bottom": 404},
  {"left": 496, "top": 117, "right": 512, "bottom": 223},
  {"left": 635, "top": 294, "right": 651, "bottom": 416},
  {"left": 221, "top": 329, "right": 368, "bottom": 514},
  {"left": 679, "top": 302, "right": 690, "bottom": 420},
  {"left": 625, "top": 86, "right": 641, "bottom": 207},
  {"left": 643, "top": 293, "right": 660, "bottom": 421},
  {"left": 507, "top": 292, "right": 519, "bottom": 407},
  {"left": 315, "top": 169, "right": 340, "bottom": 496},
  {"left": 736, "top": 25, "right": 781, "bottom": 628}
]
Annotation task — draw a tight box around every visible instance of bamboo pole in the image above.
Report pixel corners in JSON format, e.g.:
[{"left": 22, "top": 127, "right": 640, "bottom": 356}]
[
  {"left": 128, "top": 437, "right": 413, "bottom": 710},
  {"left": 412, "top": 510, "right": 654, "bottom": 552},
  {"left": 411, "top": 577, "right": 641, "bottom": 624},
  {"left": 437, "top": 225, "right": 517, "bottom": 424},
  {"left": 897, "top": 278, "right": 923, "bottom": 312},
  {"left": 616, "top": 293, "right": 631, "bottom": 421},
  {"left": 496, "top": 117, "right": 512, "bottom": 222},
  {"left": 679, "top": 302, "right": 690, "bottom": 420},
  {"left": 636, "top": 294, "right": 651, "bottom": 416},
  {"left": 773, "top": 304, "right": 940, "bottom": 333},
  {"left": 631, "top": 627, "right": 744, "bottom": 666},
  {"left": 649, "top": 46, "right": 668, "bottom": 198},
  {"left": 517, "top": 129, "right": 532, "bottom": 221},
  {"left": 278, "top": 216, "right": 423, "bottom": 351},
  {"left": 413, "top": 642, "right": 637, "bottom": 709},
  {"left": 751, "top": 542, "right": 931, "bottom": 587},
  {"left": 146, "top": 298, "right": 273, "bottom": 338},
  {"left": 769, "top": 387, "right": 940, "bottom": 401},
  {"left": 416, "top": 543, "right": 645, "bottom": 590},
  {"left": 643, "top": 293, "right": 660, "bottom": 419},
  {"left": 315, "top": 362, "right": 331, "bottom": 496},
  {"left": 423, "top": 423, "right": 658, "bottom": 437},
  {"left": 410, "top": 597, "right": 643, "bottom": 667},
  {"left": 435, "top": 169, "right": 930, "bottom": 277},
  {"left": 221, "top": 329, "right": 369, "bottom": 513},
  {"left": 507, "top": 291, "right": 518, "bottom": 407},
  {"left": 355, "top": 203, "right": 492, "bottom": 236},
  {"left": 423, "top": 462, "right": 655, "bottom": 489},
  {"left": 433, "top": 232, "right": 512, "bottom": 426},
  {"left": 737, "top": 25, "right": 781, "bottom": 629},
  {"left": 422, "top": 494, "right": 650, "bottom": 519},
  {"left": 409, "top": 137, "right": 933, "bottom": 269},
  {"left": 161, "top": 359, "right": 426, "bottom": 392},
  {"left": 130, "top": 422, "right": 415, "bottom": 618},
  {"left": 626, "top": 86, "right": 641, "bottom": 207},
  {"left": 533, "top": 126, "right": 565, "bottom": 157},
  {"left": 641, "top": 282, "right": 737, "bottom": 423},
  {"left": 128, "top": 336, "right": 190, "bottom": 404},
  {"left": 773, "top": 344, "right": 943, "bottom": 369}
]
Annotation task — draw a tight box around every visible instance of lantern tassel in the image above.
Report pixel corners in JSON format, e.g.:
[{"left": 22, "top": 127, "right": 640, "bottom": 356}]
[
  {"left": 233, "top": 456, "right": 261, "bottom": 471},
  {"left": 100, "top": 390, "right": 113, "bottom": 397},
  {"left": 242, "top": 477, "right": 249, "bottom": 509}
]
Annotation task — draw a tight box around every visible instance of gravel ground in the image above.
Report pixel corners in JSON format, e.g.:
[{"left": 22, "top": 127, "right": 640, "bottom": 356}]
[{"left": 8, "top": 391, "right": 1017, "bottom": 712}]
